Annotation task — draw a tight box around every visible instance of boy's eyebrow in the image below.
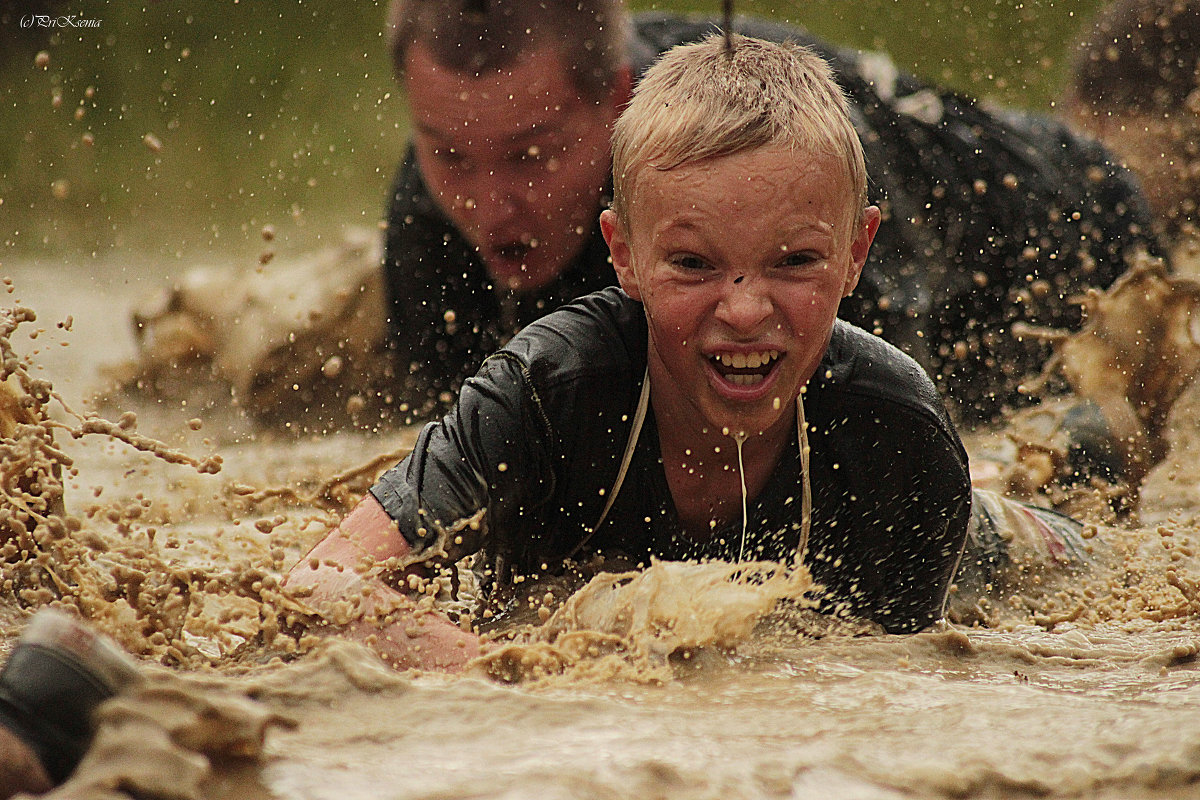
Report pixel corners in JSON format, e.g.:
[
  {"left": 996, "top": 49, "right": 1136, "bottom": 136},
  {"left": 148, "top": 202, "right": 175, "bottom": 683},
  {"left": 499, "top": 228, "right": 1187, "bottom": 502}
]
[{"left": 654, "top": 215, "right": 838, "bottom": 236}]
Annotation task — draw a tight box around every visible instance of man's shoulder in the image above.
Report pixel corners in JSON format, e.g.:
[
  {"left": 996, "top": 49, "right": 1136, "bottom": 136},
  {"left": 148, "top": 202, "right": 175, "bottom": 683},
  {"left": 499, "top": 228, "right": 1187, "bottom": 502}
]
[
  {"left": 491, "top": 287, "right": 647, "bottom": 387},
  {"left": 383, "top": 148, "right": 467, "bottom": 275}
]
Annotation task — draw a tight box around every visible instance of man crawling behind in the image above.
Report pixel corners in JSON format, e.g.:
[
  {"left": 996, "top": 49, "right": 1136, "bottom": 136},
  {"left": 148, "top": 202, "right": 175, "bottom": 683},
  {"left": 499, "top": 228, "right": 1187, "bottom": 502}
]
[{"left": 286, "top": 34, "right": 972, "bottom": 670}]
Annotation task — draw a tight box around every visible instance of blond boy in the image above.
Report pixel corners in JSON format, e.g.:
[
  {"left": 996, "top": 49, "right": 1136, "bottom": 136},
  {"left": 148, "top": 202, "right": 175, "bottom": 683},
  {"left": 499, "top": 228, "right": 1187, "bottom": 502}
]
[{"left": 287, "top": 35, "right": 972, "bottom": 670}]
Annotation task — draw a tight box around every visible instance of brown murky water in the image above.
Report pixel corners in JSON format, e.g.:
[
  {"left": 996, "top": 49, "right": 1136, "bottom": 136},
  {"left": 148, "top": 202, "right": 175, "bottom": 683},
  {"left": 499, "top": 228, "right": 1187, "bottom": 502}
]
[{"left": 5, "top": 252, "right": 1200, "bottom": 800}]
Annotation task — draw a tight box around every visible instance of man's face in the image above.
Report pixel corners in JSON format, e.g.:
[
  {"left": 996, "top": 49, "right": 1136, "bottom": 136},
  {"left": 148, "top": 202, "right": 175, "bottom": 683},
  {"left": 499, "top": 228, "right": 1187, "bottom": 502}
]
[
  {"left": 602, "top": 145, "right": 880, "bottom": 440},
  {"left": 406, "top": 43, "right": 626, "bottom": 291}
]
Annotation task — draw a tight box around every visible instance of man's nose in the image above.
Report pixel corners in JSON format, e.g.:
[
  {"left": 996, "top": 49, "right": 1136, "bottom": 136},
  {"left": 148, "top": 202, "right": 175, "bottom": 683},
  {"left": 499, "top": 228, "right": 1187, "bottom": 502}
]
[
  {"left": 715, "top": 274, "right": 773, "bottom": 332},
  {"left": 457, "top": 171, "right": 521, "bottom": 223}
]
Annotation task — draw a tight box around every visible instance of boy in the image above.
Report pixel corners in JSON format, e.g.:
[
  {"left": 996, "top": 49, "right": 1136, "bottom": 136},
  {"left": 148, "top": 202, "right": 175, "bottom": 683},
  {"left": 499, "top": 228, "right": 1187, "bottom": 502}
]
[{"left": 286, "top": 35, "right": 972, "bottom": 671}]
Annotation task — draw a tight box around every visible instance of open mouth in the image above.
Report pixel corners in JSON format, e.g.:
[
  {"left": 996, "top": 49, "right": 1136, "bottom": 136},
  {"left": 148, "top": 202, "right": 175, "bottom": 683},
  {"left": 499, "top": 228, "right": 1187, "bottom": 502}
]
[{"left": 709, "top": 349, "right": 781, "bottom": 386}]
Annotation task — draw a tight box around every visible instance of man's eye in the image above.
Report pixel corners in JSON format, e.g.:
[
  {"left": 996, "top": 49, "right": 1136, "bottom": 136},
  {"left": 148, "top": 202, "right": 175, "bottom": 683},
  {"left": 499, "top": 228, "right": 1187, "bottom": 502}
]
[
  {"left": 509, "top": 145, "right": 545, "bottom": 165},
  {"left": 433, "top": 147, "right": 466, "bottom": 166}
]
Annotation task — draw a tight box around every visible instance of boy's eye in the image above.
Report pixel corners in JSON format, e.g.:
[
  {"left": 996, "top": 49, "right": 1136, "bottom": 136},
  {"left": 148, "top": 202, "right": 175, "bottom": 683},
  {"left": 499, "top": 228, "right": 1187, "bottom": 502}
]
[
  {"left": 671, "top": 254, "right": 712, "bottom": 271},
  {"left": 780, "top": 251, "right": 821, "bottom": 268}
]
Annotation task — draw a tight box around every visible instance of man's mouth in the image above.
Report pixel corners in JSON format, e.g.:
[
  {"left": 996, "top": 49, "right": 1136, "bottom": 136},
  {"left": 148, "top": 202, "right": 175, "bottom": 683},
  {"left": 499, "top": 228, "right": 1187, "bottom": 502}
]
[
  {"left": 495, "top": 244, "right": 530, "bottom": 263},
  {"left": 709, "top": 349, "right": 781, "bottom": 386},
  {"left": 494, "top": 240, "right": 536, "bottom": 263}
]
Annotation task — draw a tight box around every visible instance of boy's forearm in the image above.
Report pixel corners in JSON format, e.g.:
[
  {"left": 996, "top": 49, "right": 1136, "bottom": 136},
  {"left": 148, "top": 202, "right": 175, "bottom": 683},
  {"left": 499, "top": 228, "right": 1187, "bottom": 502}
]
[
  {"left": 285, "top": 495, "right": 481, "bottom": 671},
  {"left": 288, "top": 495, "right": 412, "bottom": 584}
]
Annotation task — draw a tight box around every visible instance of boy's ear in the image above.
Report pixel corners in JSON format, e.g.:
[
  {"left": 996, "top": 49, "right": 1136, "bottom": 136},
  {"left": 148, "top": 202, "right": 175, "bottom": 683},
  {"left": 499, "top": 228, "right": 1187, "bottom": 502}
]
[
  {"left": 844, "top": 205, "right": 881, "bottom": 298},
  {"left": 600, "top": 209, "right": 643, "bottom": 302}
]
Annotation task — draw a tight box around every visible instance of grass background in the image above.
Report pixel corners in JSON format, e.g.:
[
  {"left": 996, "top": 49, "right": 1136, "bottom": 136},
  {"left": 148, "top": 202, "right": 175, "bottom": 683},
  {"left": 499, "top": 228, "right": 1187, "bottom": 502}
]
[{"left": 0, "top": 0, "right": 1108, "bottom": 263}]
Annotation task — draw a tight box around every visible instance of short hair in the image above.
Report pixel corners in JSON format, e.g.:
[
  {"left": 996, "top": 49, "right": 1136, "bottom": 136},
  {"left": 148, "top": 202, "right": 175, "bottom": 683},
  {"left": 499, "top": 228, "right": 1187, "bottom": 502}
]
[
  {"left": 1067, "top": 0, "right": 1200, "bottom": 115},
  {"left": 386, "top": 0, "right": 630, "bottom": 101},
  {"left": 610, "top": 34, "right": 869, "bottom": 229}
]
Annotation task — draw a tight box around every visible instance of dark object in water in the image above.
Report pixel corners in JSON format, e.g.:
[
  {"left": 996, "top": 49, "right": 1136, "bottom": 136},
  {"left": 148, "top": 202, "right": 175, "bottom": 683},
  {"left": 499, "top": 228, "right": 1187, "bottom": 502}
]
[{"left": 0, "top": 609, "right": 143, "bottom": 783}]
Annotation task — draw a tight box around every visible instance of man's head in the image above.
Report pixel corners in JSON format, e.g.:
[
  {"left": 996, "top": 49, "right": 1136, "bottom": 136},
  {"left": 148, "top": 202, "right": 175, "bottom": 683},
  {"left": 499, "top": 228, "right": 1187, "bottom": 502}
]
[
  {"left": 388, "top": 0, "right": 633, "bottom": 291},
  {"left": 600, "top": 35, "right": 880, "bottom": 440},
  {"left": 1062, "top": 0, "right": 1200, "bottom": 238}
]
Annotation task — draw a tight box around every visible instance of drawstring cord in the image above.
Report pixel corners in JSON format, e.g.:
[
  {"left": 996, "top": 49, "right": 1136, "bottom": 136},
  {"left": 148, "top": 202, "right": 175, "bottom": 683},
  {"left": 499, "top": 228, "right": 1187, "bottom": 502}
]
[
  {"left": 575, "top": 371, "right": 813, "bottom": 574},
  {"left": 566, "top": 368, "right": 650, "bottom": 560},
  {"left": 795, "top": 391, "right": 812, "bottom": 568}
]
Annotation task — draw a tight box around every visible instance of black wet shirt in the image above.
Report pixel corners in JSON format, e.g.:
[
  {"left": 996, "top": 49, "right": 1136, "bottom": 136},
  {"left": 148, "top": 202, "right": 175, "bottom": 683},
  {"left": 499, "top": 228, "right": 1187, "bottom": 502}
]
[{"left": 371, "top": 289, "right": 972, "bottom": 634}]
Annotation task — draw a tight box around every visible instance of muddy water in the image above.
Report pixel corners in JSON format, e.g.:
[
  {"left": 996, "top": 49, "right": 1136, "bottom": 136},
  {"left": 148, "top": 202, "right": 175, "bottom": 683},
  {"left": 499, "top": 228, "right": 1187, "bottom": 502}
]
[{"left": 6, "top": 255, "right": 1200, "bottom": 800}]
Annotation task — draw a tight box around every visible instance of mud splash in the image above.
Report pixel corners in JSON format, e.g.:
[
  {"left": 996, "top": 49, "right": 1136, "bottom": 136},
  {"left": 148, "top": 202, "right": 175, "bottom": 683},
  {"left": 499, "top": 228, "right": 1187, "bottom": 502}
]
[
  {"left": 474, "top": 560, "right": 815, "bottom": 685},
  {"left": 0, "top": 299, "right": 343, "bottom": 670},
  {"left": 6, "top": 249, "right": 1200, "bottom": 799}
]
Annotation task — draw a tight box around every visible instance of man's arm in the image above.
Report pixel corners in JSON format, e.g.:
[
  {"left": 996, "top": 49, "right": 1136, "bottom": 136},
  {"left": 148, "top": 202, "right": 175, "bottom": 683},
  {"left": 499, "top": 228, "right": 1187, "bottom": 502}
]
[{"left": 284, "top": 495, "right": 481, "bottom": 672}]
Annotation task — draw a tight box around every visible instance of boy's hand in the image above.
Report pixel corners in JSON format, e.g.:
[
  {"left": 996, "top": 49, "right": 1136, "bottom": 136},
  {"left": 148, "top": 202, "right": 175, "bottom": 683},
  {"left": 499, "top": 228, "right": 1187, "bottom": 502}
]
[
  {"left": 339, "top": 583, "right": 482, "bottom": 672},
  {"left": 285, "top": 495, "right": 481, "bottom": 672}
]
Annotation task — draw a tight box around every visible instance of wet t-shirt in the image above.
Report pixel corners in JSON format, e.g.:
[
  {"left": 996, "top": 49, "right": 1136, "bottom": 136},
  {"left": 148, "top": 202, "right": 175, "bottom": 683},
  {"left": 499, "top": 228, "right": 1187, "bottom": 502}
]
[{"left": 372, "top": 289, "right": 972, "bottom": 634}]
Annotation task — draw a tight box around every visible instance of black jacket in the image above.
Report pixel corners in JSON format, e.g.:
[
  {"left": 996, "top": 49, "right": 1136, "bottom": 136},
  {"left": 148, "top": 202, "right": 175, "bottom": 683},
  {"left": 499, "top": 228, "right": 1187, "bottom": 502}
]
[{"left": 372, "top": 289, "right": 972, "bottom": 634}]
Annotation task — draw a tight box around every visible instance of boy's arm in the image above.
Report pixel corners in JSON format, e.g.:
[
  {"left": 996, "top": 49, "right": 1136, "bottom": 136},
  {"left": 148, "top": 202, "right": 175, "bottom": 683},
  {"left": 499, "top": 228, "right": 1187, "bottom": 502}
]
[
  {"left": 284, "top": 495, "right": 481, "bottom": 672},
  {"left": 285, "top": 352, "right": 558, "bottom": 671}
]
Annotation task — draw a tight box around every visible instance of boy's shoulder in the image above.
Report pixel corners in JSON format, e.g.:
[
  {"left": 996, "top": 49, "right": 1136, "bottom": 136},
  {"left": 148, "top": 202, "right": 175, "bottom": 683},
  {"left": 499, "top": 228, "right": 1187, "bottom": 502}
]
[
  {"left": 818, "top": 320, "right": 955, "bottom": 431},
  {"left": 488, "top": 287, "right": 647, "bottom": 389}
]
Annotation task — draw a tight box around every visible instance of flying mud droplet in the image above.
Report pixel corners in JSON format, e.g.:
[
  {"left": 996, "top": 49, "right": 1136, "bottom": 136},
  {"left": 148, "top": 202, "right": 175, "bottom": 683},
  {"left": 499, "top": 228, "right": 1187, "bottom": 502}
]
[{"left": 321, "top": 356, "right": 344, "bottom": 379}]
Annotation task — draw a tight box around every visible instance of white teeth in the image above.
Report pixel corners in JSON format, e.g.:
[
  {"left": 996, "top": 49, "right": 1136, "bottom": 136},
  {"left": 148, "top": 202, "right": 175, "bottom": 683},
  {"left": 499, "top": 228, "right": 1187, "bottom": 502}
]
[{"left": 727, "top": 374, "right": 765, "bottom": 385}]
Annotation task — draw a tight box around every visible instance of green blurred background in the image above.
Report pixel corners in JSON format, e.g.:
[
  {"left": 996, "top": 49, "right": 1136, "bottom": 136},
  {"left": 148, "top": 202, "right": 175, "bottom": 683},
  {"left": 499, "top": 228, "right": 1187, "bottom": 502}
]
[{"left": 1, "top": 0, "right": 1108, "bottom": 263}]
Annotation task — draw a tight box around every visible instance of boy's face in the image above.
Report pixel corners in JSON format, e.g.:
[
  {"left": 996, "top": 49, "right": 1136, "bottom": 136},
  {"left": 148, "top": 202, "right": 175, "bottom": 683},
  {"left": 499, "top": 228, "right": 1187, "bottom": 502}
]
[
  {"left": 601, "top": 145, "right": 880, "bottom": 440},
  {"left": 406, "top": 43, "right": 629, "bottom": 292}
]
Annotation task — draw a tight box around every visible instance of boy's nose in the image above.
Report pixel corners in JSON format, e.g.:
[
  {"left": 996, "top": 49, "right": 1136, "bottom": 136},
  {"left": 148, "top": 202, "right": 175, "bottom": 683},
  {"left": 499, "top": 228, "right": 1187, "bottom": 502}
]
[{"left": 715, "top": 274, "right": 773, "bottom": 332}]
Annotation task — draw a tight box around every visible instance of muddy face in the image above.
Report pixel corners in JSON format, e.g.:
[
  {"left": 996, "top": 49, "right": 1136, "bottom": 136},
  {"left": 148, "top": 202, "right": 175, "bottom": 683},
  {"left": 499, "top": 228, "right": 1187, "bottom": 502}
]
[{"left": 603, "top": 145, "right": 877, "bottom": 442}]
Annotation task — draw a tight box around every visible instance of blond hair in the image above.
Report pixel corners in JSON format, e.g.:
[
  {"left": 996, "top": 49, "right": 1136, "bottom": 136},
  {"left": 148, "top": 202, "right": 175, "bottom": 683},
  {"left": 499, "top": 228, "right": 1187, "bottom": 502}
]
[
  {"left": 611, "top": 34, "right": 868, "bottom": 228},
  {"left": 387, "top": 0, "right": 629, "bottom": 102}
]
